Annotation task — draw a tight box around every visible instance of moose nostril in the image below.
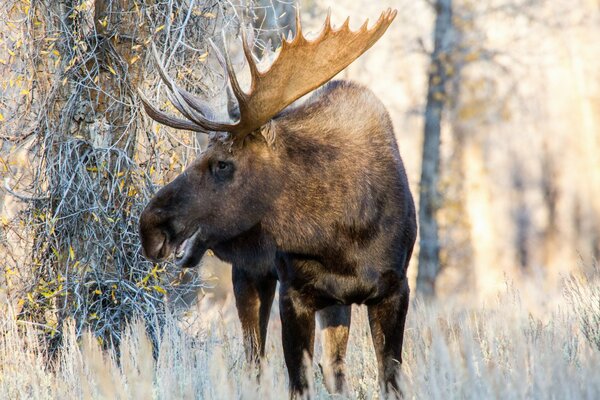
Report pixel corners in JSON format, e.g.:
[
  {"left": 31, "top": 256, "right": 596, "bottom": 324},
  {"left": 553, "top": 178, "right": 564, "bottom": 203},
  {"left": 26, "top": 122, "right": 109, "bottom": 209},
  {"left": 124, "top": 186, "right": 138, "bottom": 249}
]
[
  {"left": 156, "top": 234, "right": 169, "bottom": 260},
  {"left": 140, "top": 228, "right": 169, "bottom": 262}
]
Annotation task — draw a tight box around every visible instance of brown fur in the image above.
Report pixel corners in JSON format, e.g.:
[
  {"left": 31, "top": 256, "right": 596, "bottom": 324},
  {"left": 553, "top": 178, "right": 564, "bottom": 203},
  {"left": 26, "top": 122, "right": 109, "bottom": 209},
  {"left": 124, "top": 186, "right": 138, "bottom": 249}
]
[{"left": 139, "top": 80, "right": 417, "bottom": 397}]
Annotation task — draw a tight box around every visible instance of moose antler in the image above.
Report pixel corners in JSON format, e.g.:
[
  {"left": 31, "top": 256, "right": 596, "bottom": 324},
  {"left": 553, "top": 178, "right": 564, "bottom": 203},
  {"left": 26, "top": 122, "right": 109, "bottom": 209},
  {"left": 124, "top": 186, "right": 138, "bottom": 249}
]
[{"left": 139, "top": 8, "right": 397, "bottom": 136}]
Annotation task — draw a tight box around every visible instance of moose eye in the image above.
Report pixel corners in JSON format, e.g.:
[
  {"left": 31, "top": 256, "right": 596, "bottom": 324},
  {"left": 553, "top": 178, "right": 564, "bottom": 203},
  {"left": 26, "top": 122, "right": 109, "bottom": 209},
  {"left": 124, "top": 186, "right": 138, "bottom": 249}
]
[
  {"left": 212, "top": 160, "right": 234, "bottom": 181},
  {"left": 217, "top": 161, "right": 230, "bottom": 171}
]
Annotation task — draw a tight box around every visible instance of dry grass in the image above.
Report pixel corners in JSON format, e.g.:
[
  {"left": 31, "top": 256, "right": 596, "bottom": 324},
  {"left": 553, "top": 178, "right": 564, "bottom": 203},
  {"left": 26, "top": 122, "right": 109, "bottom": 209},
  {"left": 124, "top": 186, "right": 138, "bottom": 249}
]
[
  {"left": 1, "top": 1, "right": 599, "bottom": 398},
  {"left": 0, "top": 269, "right": 598, "bottom": 399}
]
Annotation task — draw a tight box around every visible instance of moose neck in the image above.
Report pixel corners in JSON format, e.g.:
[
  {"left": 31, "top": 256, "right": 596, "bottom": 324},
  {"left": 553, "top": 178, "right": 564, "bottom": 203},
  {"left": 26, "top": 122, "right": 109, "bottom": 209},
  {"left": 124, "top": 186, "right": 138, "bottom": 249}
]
[{"left": 259, "top": 111, "right": 346, "bottom": 255}]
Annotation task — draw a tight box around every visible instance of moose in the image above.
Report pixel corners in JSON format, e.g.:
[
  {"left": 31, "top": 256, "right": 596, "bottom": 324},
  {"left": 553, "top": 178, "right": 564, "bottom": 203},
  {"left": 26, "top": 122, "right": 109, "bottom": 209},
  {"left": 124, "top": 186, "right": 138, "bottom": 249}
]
[{"left": 138, "top": 8, "right": 416, "bottom": 397}]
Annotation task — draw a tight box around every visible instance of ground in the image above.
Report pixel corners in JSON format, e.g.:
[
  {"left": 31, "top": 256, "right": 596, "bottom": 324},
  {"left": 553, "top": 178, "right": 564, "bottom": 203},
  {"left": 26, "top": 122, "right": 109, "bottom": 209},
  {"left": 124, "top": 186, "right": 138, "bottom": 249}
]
[{"left": 0, "top": 267, "right": 598, "bottom": 399}]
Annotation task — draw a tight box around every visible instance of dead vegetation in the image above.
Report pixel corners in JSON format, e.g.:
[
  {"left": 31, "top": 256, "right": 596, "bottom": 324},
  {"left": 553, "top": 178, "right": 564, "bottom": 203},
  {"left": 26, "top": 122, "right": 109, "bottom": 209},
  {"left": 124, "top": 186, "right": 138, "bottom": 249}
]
[{"left": 0, "top": 269, "right": 599, "bottom": 398}]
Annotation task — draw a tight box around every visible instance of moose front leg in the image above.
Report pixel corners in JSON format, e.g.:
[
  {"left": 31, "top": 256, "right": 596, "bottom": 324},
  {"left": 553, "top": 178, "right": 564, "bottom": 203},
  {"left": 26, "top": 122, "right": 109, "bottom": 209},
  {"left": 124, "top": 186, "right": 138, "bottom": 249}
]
[
  {"left": 317, "top": 305, "right": 351, "bottom": 394},
  {"left": 279, "top": 285, "right": 316, "bottom": 397},
  {"left": 368, "top": 278, "right": 410, "bottom": 397},
  {"left": 232, "top": 265, "right": 277, "bottom": 365}
]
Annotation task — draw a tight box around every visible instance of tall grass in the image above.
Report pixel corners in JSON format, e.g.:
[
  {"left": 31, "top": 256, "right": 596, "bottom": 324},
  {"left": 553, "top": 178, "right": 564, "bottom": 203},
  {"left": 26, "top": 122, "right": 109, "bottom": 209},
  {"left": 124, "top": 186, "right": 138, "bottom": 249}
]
[{"left": 1, "top": 271, "right": 598, "bottom": 399}]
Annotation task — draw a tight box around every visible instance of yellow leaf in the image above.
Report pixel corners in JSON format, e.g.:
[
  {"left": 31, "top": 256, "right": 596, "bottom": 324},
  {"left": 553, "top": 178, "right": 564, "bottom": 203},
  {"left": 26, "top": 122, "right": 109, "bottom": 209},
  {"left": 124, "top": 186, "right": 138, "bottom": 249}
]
[
  {"left": 94, "top": 289, "right": 102, "bottom": 295},
  {"left": 0, "top": 113, "right": 4, "bottom": 121},
  {"left": 138, "top": 274, "right": 150, "bottom": 286},
  {"left": 153, "top": 285, "right": 167, "bottom": 295},
  {"left": 203, "top": 12, "right": 216, "bottom": 18},
  {"left": 129, "top": 55, "right": 140, "bottom": 65},
  {"left": 155, "top": 25, "right": 165, "bottom": 33},
  {"left": 0, "top": 59, "right": 7, "bottom": 64},
  {"left": 108, "top": 65, "right": 116, "bottom": 75},
  {"left": 20, "top": 89, "right": 30, "bottom": 96},
  {"left": 69, "top": 246, "right": 75, "bottom": 260}
]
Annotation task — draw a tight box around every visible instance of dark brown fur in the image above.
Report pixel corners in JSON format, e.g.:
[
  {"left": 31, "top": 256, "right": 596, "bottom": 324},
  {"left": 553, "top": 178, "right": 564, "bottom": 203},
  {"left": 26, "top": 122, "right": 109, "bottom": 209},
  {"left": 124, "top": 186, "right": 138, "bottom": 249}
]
[{"left": 139, "top": 80, "right": 417, "bottom": 396}]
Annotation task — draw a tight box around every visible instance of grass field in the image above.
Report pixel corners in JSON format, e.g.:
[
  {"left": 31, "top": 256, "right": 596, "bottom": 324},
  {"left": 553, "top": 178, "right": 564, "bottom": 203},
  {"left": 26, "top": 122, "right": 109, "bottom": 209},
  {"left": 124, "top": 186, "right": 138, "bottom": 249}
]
[{"left": 0, "top": 267, "right": 598, "bottom": 399}]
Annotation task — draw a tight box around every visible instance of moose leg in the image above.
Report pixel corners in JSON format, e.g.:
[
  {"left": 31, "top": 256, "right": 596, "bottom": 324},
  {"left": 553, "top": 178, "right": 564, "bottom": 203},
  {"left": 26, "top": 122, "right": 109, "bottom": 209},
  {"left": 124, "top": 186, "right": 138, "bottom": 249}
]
[
  {"left": 279, "top": 285, "right": 316, "bottom": 397},
  {"left": 232, "top": 265, "right": 277, "bottom": 365},
  {"left": 317, "top": 305, "right": 351, "bottom": 394},
  {"left": 367, "top": 278, "right": 410, "bottom": 397}
]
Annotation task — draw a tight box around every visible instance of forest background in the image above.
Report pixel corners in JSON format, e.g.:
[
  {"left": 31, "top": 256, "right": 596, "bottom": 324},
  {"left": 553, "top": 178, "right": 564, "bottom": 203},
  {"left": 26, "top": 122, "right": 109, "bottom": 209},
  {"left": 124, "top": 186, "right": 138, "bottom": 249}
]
[{"left": 0, "top": 0, "right": 598, "bottom": 398}]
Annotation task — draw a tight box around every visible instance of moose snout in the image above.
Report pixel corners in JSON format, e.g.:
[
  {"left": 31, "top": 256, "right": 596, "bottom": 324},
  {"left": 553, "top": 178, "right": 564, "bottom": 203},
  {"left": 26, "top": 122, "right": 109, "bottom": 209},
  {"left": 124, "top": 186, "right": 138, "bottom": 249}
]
[
  {"left": 140, "top": 230, "right": 169, "bottom": 262},
  {"left": 139, "top": 207, "right": 170, "bottom": 262}
]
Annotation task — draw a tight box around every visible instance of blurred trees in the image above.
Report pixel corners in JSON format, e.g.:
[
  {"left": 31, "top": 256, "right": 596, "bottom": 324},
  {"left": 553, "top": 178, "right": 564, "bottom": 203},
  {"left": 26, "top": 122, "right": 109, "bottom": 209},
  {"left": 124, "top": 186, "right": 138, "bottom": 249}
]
[
  {"left": 414, "top": 0, "right": 600, "bottom": 297},
  {"left": 417, "top": 0, "right": 453, "bottom": 297}
]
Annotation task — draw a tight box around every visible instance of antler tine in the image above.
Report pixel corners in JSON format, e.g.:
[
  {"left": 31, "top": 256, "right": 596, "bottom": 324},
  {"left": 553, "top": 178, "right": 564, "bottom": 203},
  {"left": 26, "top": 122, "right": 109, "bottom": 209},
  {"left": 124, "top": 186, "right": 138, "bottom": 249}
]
[
  {"left": 209, "top": 38, "right": 228, "bottom": 83},
  {"left": 294, "top": 6, "right": 302, "bottom": 40},
  {"left": 323, "top": 8, "right": 332, "bottom": 35},
  {"left": 147, "top": 43, "right": 236, "bottom": 132},
  {"left": 139, "top": 9, "right": 397, "bottom": 137},
  {"left": 137, "top": 89, "right": 207, "bottom": 132},
  {"left": 150, "top": 44, "right": 200, "bottom": 122},
  {"left": 226, "top": 7, "right": 398, "bottom": 136},
  {"left": 209, "top": 39, "right": 241, "bottom": 120},
  {"left": 241, "top": 28, "right": 260, "bottom": 84},
  {"left": 221, "top": 31, "right": 248, "bottom": 107}
]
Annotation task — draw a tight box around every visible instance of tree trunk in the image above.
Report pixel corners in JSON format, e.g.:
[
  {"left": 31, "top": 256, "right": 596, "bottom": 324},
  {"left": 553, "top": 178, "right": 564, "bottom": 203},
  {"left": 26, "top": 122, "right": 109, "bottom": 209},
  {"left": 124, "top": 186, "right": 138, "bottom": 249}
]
[{"left": 417, "top": 0, "right": 453, "bottom": 297}]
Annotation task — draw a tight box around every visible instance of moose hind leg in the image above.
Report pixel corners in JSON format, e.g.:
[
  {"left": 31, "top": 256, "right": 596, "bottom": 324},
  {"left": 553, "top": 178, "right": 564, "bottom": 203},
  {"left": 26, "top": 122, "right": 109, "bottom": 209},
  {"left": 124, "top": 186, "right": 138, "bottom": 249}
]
[
  {"left": 368, "top": 278, "right": 410, "bottom": 397},
  {"left": 279, "top": 285, "right": 316, "bottom": 397},
  {"left": 232, "top": 265, "right": 277, "bottom": 365},
  {"left": 317, "top": 305, "right": 351, "bottom": 394}
]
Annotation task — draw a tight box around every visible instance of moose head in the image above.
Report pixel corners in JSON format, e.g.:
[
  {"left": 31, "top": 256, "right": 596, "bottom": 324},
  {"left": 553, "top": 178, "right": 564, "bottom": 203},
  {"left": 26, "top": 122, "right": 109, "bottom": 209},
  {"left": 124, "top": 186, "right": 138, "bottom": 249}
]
[{"left": 138, "top": 9, "right": 398, "bottom": 268}]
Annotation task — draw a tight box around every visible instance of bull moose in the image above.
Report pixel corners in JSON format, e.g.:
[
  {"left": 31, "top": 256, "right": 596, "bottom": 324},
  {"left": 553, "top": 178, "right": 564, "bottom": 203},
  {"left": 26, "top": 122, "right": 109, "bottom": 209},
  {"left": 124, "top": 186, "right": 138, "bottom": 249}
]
[{"left": 138, "top": 8, "right": 416, "bottom": 397}]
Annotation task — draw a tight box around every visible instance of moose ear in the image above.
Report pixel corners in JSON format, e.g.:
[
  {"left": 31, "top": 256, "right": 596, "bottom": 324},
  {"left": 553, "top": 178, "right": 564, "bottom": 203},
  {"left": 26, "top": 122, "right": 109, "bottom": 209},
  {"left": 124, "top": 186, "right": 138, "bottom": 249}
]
[{"left": 258, "top": 120, "right": 277, "bottom": 147}]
